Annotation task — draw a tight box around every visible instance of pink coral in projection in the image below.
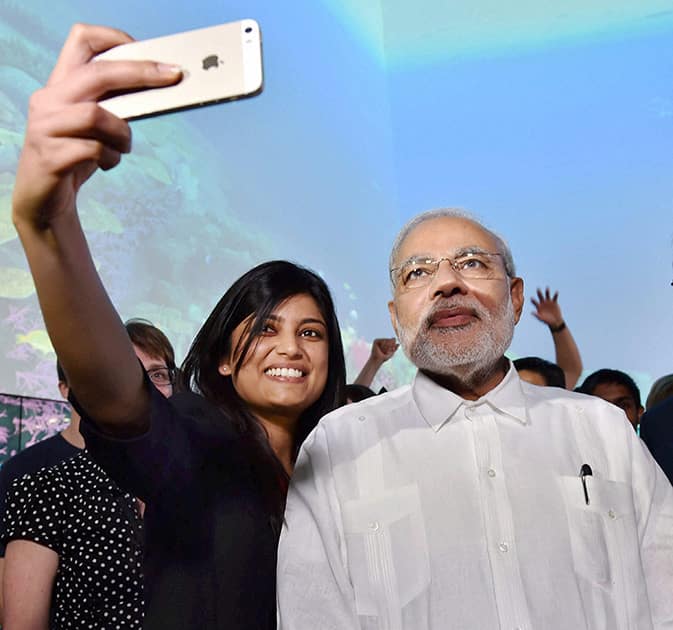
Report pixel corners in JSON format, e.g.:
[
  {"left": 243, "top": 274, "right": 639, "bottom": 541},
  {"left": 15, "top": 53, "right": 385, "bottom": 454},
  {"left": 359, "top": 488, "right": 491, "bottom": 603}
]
[
  {"left": 349, "top": 338, "right": 373, "bottom": 372},
  {"left": 20, "top": 397, "right": 70, "bottom": 448},
  {"left": 0, "top": 395, "right": 69, "bottom": 463}
]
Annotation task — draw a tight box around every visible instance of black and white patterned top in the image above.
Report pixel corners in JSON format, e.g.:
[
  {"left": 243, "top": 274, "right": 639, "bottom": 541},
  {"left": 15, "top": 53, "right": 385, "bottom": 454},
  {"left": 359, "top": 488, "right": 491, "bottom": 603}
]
[{"left": 1, "top": 450, "right": 144, "bottom": 629}]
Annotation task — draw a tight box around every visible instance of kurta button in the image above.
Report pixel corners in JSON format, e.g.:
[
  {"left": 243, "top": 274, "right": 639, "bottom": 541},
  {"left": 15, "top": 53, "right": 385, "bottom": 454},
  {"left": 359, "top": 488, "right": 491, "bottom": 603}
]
[
  {"left": 608, "top": 510, "right": 616, "bottom": 519},
  {"left": 368, "top": 521, "right": 379, "bottom": 531},
  {"left": 498, "top": 542, "right": 509, "bottom": 553},
  {"left": 487, "top": 469, "right": 496, "bottom": 478},
  {"left": 358, "top": 415, "right": 366, "bottom": 422}
]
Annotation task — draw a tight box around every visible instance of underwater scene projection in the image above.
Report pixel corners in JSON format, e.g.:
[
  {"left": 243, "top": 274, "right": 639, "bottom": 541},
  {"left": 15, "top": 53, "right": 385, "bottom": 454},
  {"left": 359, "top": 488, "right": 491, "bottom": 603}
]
[
  {"left": 1, "top": 0, "right": 672, "bottom": 409},
  {"left": 0, "top": 394, "right": 70, "bottom": 465}
]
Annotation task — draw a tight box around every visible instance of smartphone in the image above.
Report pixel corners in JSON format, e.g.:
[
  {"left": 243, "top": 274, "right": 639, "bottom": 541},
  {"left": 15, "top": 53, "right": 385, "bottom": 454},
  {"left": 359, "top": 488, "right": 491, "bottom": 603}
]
[{"left": 95, "top": 20, "right": 263, "bottom": 120}]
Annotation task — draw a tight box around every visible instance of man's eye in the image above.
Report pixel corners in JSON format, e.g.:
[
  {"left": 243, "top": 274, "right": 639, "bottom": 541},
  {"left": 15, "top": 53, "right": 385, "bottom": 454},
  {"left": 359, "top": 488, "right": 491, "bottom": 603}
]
[
  {"left": 457, "top": 256, "right": 487, "bottom": 270},
  {"left": 404, "top": 265, "right": 432, "bottom": 282},
  {"left": 149, "top": 369, "right": 169, "bottom": 383}
]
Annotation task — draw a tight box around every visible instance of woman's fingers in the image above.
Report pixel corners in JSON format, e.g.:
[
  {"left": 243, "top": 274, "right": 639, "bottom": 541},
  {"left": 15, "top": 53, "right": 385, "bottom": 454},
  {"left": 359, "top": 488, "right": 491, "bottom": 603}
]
[
  {"left": 62, "top": 59, "right": 182, "bottom": 104},
  {"left": 43, "top": 137, "right": 120, "bottom": 176},
  {"left": 48, "top": 23, "right": 134, "bottom": 85},
  {"left": 31, "top": 96, "right": 132, "bottom": 154},
  {"left": 47, "top": 24, "right": 182, "bottom": 106}
]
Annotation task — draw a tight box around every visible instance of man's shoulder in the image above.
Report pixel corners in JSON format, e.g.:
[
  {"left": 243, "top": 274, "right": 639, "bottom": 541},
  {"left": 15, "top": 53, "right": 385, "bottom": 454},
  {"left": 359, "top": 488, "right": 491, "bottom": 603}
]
[
  {"left": 0, "top": 434, "right": 80, "bottom": 485},
  {"left": 305, "top": 385, "right": 414, "bottom": 454},
  {"left": 322, "top": 385, "right": 414, "bottom": 427},
  {"left": 642, "top": 396, "right": 673, "bottom": 426},
  {"left": 640, "top": 396, "right": 673, "bottom": 445},
  {"left": 11, "top": 449, "right": 87, "bottom": 487},
  {"left": 521, "top": 381, "right": 636, "bottom": 448},
  {"left": 522, "top": 381, "right": 623, "bottom": 414}
]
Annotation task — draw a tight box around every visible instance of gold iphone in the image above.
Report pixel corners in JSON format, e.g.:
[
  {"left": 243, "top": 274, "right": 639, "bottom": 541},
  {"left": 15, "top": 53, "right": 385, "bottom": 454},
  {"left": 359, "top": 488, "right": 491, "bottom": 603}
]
[{"left": 95, "top": 20, "right": 263, "bottom": 120}]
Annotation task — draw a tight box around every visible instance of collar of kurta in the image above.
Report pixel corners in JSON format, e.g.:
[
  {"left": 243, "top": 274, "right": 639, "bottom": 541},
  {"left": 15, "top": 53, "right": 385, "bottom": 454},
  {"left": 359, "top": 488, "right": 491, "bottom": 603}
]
[{"left": 412, "top": 361, "right": 530, "bottom": 432}]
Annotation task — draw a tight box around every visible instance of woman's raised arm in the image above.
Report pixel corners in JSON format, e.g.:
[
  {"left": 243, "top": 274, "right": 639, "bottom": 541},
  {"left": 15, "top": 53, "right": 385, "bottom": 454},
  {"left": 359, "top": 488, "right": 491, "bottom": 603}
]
[{"left": 12, "top": 24, "right": 181, "bottom": 432}]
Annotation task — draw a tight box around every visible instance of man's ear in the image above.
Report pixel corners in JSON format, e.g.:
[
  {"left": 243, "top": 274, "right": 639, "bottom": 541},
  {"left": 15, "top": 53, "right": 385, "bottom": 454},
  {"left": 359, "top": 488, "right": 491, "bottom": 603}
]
[
  {"left": 388, "top": 300, "right": 400, "bottom": 340},
  {"left": 510, "top": 277, "right": 524, "bottom": 324}
]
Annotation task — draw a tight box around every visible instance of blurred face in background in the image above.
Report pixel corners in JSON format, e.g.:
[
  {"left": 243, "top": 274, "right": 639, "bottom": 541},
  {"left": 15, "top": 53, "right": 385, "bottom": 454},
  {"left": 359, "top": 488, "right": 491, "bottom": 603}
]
[
  {"left": 591, "top": 381, "right": 643, "bottom": 430},
  {"left": 135, "top": 345, "right": 174, "bottom": 399}
]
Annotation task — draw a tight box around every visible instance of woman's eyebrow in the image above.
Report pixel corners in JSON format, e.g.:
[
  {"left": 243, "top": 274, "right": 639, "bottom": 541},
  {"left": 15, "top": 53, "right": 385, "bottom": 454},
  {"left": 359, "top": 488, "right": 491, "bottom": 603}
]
[
  {"left": 299, "top": 318, "right": 326, "bottom": 327},
  {"left": 265, "top": 315, "right": 326, "bottom": 327}
]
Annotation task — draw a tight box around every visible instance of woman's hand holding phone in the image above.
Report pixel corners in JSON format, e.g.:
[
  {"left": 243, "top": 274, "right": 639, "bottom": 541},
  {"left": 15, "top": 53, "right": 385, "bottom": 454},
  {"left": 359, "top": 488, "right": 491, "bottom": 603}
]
[{"left": 13, "top": 23, "right": 181, "bottom": 233}]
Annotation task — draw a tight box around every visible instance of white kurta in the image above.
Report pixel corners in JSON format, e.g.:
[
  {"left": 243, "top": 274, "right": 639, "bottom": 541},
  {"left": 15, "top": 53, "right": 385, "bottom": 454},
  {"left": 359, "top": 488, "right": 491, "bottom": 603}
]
[{"left": 278, "top": 366, "right": 673, "bottom": 630}]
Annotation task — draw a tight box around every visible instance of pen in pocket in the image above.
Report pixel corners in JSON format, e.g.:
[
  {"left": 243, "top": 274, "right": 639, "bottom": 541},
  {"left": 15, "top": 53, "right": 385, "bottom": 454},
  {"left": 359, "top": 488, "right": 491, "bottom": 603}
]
[{"left": 579, "top": 463, "right": 593, "bottom": 505}]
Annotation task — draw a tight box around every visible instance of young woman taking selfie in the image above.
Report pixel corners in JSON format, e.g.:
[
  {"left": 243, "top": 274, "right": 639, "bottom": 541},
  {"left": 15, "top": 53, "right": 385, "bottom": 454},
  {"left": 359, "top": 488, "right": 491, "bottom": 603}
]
[{"left": 7, "top": 23, "right": 345, "bottom": 630}]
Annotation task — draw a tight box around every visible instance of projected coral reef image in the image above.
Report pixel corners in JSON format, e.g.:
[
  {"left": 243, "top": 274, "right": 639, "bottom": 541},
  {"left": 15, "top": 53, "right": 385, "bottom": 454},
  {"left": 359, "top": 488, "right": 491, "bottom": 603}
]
[{"left": 1, "top": 1, "right": 672, "bottom": 403}]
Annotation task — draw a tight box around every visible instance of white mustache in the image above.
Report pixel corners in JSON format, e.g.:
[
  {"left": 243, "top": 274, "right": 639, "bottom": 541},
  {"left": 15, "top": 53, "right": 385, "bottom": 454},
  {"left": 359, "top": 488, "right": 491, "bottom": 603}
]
[{"left": 424, "top": 299, "right": 485, "bottom": 328}]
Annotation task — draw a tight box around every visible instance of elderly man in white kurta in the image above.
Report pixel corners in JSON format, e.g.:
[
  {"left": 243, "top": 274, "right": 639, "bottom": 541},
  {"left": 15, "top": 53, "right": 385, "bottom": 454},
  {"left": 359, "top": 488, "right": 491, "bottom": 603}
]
[{"left": 277, "top": 209, "right": 673, "bottom": 630}]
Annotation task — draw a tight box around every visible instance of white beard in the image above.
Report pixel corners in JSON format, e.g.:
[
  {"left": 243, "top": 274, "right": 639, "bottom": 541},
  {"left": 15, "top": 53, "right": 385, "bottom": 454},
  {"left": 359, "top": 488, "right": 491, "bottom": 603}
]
[{"left": 397, "top": 292, "right": 515, "bottom": 383}]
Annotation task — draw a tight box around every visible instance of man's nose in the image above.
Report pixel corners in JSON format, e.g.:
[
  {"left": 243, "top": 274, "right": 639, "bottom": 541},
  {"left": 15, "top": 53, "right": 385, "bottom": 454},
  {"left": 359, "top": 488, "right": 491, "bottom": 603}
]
[{"left": 430, "top": 260, "right": 468, "bottom": 298}]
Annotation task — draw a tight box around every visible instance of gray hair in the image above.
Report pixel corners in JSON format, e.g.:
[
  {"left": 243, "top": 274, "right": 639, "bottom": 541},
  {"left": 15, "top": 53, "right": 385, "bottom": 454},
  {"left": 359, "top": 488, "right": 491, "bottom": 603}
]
[
  {"left": 646, "top": 374, "right": 673, "bottom": 410},
  {"left": 388, "top": 208, "right": 516, "bottom": 285}
]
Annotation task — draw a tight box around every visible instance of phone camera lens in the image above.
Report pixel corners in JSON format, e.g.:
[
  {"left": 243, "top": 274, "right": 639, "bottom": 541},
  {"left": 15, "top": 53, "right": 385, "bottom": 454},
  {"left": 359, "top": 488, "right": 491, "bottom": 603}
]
[{"left": 245, "top": 26, "right": 253, "bottom": 33}]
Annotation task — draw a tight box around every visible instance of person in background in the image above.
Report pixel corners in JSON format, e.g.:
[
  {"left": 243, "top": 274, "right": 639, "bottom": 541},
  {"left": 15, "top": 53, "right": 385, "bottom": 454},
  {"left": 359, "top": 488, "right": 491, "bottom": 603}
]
[
  {"left": 578, "top": 368, "right": 644, "bottom": 431},
  {"left": 0, "top": 363, "right": 84, "bottom": 622},
  {"left": 125, "top": 318, "right": 178, "bottom": 397},
  {"left": 352, "top": 338, "right": 398, "bottom": 390},
  {"left": 277, "top": 208, "right": 673, "bottom": 630},
  {"left": 343, "top": 338, "right": 399, "bottom": 404},
  {"left": 646, "top": 373, "right": 673, "bottom": 411},
  {"left": 529, "top": 287, "right": 583, "bottom": 389},
  {"left": 1, "top": 320, "right": 176, "bottom": 629},
  {"left": 640, "top": 392, "right": 673, "bottom": 485},
  {"left": 513, "top": 356, "right": 566, "bottom": 388}
]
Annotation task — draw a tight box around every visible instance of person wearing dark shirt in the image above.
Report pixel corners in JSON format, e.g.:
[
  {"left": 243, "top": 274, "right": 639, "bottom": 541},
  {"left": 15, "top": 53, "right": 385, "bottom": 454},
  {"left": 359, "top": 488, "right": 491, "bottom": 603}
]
[
  {"left": 640, "top": 396, "right": 673, "bottom": 484},
  {"left": 0, "top": 362, "right": 83, "bottom": 621},
  {"left": 3, "top": 451, "right": 143, "bottom": 629},
  {"left": 1, "top": 321, "right": 176, "bottom": 629},
  {"left": 11, "top": 24, "right": 346, "bottom": 629}
]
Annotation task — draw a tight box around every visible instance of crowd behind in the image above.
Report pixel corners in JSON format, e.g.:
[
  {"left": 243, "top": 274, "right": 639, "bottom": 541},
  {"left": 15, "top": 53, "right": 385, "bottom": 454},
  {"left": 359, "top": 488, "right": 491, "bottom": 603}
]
[{"left": 0, "top": 21, "right": 672, "bottom": 630}]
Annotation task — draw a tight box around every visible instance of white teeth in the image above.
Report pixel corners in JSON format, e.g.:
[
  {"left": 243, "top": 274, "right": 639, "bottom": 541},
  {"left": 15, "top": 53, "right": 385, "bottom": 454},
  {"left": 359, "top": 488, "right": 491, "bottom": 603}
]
[{"left": 265, "top": 367, "right": 304, "bottom": 378}]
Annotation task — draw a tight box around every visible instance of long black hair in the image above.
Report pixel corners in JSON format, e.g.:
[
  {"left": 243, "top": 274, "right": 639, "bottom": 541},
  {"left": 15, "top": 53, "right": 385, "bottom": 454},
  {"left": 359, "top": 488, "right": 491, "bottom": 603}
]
[{"left": 180, "top": 260, "right": 346, "bottom": 525}]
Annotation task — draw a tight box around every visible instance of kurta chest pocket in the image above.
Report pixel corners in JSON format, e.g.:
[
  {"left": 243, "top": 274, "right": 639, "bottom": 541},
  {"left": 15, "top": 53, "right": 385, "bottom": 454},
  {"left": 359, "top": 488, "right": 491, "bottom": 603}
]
[
  {"left": 341, "top": 483, "right": 430, "bottom": 619},
  {"left": 559, "top": 475, "right": 639, "bottom": 630},
  {"left": 560, "top": 475, "right": 635, "bottom": 583}
]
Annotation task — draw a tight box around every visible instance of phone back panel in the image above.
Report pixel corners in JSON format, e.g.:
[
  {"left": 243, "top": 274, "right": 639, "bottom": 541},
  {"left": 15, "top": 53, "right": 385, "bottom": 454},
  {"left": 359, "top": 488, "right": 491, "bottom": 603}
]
[{"left": 96, "top": 20, "right": 263, "bottom": 120}]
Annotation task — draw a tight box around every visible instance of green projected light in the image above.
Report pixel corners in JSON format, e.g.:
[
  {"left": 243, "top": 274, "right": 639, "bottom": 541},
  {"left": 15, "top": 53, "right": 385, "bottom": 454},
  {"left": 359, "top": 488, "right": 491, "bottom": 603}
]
[{"left": 323, "top": 0, "right": 673, "bottom": 65}]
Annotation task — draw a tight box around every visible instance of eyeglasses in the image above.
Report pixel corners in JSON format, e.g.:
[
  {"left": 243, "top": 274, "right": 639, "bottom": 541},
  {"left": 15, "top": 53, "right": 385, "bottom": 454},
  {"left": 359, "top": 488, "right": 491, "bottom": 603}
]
[
  {"left": 390, "top": 251, "right": 506, "bottom": 289},
  {"left": 146, "top": 367, "right": 175, "bottom": 387}
]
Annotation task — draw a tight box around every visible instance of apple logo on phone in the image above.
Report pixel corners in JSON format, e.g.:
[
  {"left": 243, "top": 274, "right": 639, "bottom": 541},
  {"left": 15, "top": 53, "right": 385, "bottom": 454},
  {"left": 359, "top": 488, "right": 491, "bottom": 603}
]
[{"left": 202, "top": 55, "right": 219, "bottom": 70}]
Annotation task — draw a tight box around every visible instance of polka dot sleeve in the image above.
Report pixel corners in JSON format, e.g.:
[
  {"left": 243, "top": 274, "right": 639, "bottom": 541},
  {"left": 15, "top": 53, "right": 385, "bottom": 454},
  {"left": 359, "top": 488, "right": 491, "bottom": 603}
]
[{"left": 2, "top": 470, "right": 67, "bottom": 555}]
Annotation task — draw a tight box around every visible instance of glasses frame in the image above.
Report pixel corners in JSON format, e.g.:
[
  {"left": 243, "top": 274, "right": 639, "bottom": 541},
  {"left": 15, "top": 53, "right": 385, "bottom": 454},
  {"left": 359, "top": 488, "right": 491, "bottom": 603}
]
[
  {"left": 146, "top": 366, "right": 176, "bottom": 387},
  {"left": 390, "top": 251, "right": 506, "bottom": 290}
]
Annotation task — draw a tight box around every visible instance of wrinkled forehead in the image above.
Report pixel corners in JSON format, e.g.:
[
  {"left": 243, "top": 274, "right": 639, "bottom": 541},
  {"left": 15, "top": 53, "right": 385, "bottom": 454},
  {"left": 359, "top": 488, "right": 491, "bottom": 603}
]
[{"left": 394, "top": 216, "right": 500, "bottom": 265}]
